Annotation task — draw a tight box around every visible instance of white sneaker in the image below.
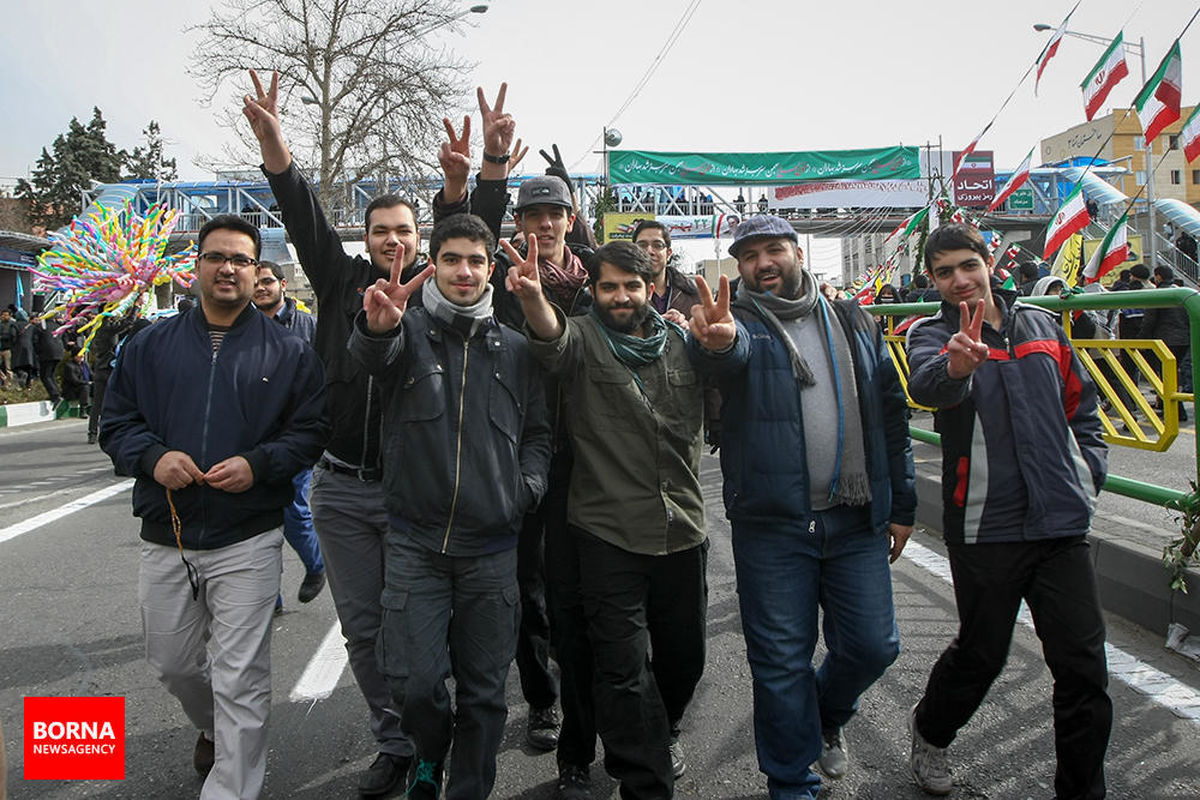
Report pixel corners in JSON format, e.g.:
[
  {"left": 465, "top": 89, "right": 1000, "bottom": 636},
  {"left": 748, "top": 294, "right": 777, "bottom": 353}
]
[
  {"left": 909, "top": 704, "right": 952, "bottom": 795},
  {"left": 817, "top": 727, "right": 849, "bottom": 779}
]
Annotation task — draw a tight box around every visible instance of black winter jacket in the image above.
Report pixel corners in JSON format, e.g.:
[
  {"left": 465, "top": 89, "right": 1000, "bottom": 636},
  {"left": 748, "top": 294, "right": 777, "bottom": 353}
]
[
  {"left": 265, "top": 161, "right": 426, "bottom": 469},
  {"left": 100, "top": 305, "right": 329, "bottom": 550},
  {"left": 347, "top": 308, "right": 551, "bottom": 556}
]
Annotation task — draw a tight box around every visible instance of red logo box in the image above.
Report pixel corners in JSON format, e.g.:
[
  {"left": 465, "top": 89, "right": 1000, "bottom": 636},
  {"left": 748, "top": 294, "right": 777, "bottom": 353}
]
[{"left": 24, "top": 696, "right": 125, "bottom": 780}]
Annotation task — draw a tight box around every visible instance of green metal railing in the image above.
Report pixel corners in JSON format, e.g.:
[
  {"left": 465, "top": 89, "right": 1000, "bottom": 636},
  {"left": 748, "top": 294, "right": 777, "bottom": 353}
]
[{"left": 869, "top": 288, "right": 1200, "bottom": 514}]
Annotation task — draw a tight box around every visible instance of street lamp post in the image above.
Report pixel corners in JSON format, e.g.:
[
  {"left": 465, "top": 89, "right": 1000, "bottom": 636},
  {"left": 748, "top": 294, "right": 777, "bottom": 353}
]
[{"left": 1034, "top": 24, "right": 1157, "bottom": 271}]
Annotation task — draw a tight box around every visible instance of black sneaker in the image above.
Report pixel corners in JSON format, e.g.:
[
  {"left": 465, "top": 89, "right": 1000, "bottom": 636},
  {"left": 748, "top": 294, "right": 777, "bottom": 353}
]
[
  {"left": 553, "top": 764, "right": 593, "bottom": 800},
  {"left": 193, "top": 732, "right": 214, "bottom": 777},
  {"left": 298, "top": 570, "right": 326, "bottom": 603},
  {"left": 358, "top": 752, "right": 411, "bottom": 798},
  {"left": 668, "top": 738, "right": 687, "bottom": 779},
  {"left": 526, "top": 704, "right": 560, "bottom": 750},
  {"left": 406, "top": 758, "right": 443, "bottom": 800}
]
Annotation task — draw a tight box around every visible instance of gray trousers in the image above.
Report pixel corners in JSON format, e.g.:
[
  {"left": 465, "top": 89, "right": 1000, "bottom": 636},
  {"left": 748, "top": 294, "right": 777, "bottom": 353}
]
[
  {"left": 378, "top": 536, "right": 520, "bottom": 800},
  {"left": 308, "top": 465, "right": 412, "bottom": 757},
  {"left": 139, "top": 529, "right": 282, "bottom": 800}
]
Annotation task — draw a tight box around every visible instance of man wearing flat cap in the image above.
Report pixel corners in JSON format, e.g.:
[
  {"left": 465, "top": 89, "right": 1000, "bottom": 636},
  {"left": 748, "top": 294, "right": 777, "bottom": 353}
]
[{"left": 688, "top": 215, "right": 915, "bottom": 800}]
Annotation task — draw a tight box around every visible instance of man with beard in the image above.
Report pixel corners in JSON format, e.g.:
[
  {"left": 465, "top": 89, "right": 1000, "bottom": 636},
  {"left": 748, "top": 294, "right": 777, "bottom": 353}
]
[
  {"left": 688, "top": 215, "right": 915, "bottom": 800},
  {"left": 243, "top": 69, "right": 424, "bottom": 795},
  {"left": 253, "top": 261, "right": 325, "bottom": 607},
  {"left": 349, "top": 213, "right": 550, "bottom": 800},
  {"left": 509, "top": 239, "right": 709, "bottom": 799}
]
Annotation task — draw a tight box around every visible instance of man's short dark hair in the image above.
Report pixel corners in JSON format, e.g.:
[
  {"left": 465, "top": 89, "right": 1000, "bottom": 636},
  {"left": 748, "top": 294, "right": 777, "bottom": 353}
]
[
  {"left": 587, "top": 241, "right": 654, "bottom": 287},
  {"left": 1018, "top": 261, "right": 1039, "bottom": 280},
  {"left": 198, "top": 214, "right": 262, "bottom": 259},
  {"left": 364, "top": 195, "right": 417, "bottom": 230},
  {"left": 429, "top": 214, "right": 496, "bottom": 263},
  {"left": 631, "top": 219, "right": 671, "bottom": 249},
  {"left": 258, "top": 260, "right": 286, "bottom": 282},
  {"left": 923, "top": 223, "right": 989, "bottom": 270},
  {"left": 1130, "top": 264, "right": 1151, "bottom": 279}
]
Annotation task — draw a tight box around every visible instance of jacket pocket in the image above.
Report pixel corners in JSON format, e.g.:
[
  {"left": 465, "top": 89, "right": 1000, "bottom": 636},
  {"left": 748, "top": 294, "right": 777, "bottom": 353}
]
[
  {"left": 489, "top": 368, "right": 522, "bottom": 445},
  {"left": 398, "top": 363, "right": 446, "bottom": 422}
]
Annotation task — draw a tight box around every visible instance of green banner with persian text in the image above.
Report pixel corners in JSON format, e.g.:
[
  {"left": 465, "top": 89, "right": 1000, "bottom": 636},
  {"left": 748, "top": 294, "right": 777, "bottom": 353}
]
[{"left": 607, "top": 147, "right": 920, "bottom": 185}]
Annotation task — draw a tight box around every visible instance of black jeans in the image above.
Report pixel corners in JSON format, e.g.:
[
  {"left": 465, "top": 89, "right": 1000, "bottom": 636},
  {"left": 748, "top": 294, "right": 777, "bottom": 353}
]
[
  {"left": 39, "top": 358, "right": 60, "bottom": 402},
  {"left": 540, "top": 450, "right": 600, "bottom": 773},
  {"left": 575, "top": 528, "right": 708, "bottom": 800},
  {"left": 915, "top": 536, "right": 1111, "bottom": 800},
  {"left": 88, "top": 369, "right": 110, "bottom": 439},
  {"left": 515, "top": 467, "right": 563, "bottom": 711}
]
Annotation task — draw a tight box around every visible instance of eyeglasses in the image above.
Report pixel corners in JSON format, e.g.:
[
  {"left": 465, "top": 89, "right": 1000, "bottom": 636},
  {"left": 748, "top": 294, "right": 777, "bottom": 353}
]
[
  {"left": 635, "top": 240, "right": 668, "bottom": 251},
  {"left": 199, "top": 252, "right": 259, "bottom": 269}
]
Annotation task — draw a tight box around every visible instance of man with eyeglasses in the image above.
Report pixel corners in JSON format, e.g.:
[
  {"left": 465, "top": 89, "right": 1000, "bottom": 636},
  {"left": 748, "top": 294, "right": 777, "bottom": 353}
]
[
  {"left": 243, "top": 69, "right": 426, "bottom": 796},
  {"left": 253, "top": 261, "right": 325, "bottom": 609},
  {"left": 101, "top": 215, "right": 328, "bottom": 800},
  {"left": 631, "top": 220, "right": 699, "bottom": 320}
]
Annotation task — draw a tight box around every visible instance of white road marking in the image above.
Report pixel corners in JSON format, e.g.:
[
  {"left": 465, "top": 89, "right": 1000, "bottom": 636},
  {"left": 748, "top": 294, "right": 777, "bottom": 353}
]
[
  {"left": 905, "top": 539, "right": 1200, "bottom": 723},
  {"left": 289, "top": 621, "right": 349, "bottom": 703},
  {"left": 0, "top": 480, "right": 134, "bottom": 544}
]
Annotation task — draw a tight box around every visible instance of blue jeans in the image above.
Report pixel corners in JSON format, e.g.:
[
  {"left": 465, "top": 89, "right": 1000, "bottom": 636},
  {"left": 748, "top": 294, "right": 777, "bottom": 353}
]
[
  {"left": 732, "top": 506, "right": 900, "bottom": 800},
  {"left": 283, "top": 469, "right": 323, "bottom": 575}
]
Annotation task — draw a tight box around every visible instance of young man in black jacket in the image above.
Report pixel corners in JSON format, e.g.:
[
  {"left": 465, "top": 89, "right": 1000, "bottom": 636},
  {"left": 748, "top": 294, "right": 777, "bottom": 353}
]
[
  {"left": 100, "top": 215, "right": 328, "bottom": 800},
  {"left": 349, "top": 213, "right": 551, "bottom": 800},
  {"left": 243, "top": 69, "right": 424, "bottom": 796}
]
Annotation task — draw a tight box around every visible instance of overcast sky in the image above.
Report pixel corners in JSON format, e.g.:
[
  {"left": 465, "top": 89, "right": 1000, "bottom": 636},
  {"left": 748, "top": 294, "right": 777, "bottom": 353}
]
[{"left": 2, "top": 0, "right": 1196, "bottom": 275}]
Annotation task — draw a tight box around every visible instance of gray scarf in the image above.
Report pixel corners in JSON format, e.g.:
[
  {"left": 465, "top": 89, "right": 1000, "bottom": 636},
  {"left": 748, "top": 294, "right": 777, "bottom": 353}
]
[
  {"left": 422, "top": 278, "right": 494, "bottom": 338},
  {"left": 733, "top": 271, "right": 872, "bottom": 507}
]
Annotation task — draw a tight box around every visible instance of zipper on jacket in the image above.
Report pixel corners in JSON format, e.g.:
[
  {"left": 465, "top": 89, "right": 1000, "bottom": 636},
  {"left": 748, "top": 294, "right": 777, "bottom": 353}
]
[
  {"left": 440, "top": 339, "right": 470, "bottom": 553},
  {"left": 197, "top": 347, "right": 219, "bottom": 547},
  {"left": 362, "top": 375, "right": 375, "bottom": 468}
]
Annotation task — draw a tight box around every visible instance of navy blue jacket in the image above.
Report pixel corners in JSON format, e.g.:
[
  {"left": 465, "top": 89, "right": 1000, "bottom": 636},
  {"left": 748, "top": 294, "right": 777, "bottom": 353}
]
[
  {"left": 100, "top": 305, "right": 329, "bottom": 550},
  {"left": 691, "top": 299, "right": 916, "bottom": 533},
  {"left": 906, "top": 299, "right": 1107, "bottom": 544}
]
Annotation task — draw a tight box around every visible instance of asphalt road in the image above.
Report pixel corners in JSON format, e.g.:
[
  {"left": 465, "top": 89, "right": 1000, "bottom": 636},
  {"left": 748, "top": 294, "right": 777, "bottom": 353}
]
[{"left": 3, "top": 420, "right": 1200, "bottom": 798}]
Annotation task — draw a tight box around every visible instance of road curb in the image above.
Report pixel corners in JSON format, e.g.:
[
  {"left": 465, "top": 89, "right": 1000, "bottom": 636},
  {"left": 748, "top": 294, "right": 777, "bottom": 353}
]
[
  {"left": 914, "top": 472, "right": 1200, "bottom": 636},
  {"left": 0, "top": 400, "right": 82, "bottom": 428}
]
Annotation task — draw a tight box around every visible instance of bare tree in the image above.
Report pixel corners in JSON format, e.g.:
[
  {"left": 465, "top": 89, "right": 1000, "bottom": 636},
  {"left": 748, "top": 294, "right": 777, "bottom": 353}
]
[{"left": 189, "top": 0, "right": 477, "bottom": 211}]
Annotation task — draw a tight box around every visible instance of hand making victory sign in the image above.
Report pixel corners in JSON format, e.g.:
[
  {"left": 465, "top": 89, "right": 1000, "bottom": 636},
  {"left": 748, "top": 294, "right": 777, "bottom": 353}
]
[
  {"left": 503, "top": 236, "right": 561, "bottom": 341},
  {"left": 945, "top": 299, "right": 992, "bottom": 379},
  {"left": 363, "top": 242, "right": 434, "bottom": 334},
  {"left": 439, "top": 114, "right": 472, "bottom": 202},
  {"left": 242, "top": 69, "right": 292, "bottom": 174},
  {"left": 502, "top": 234, "right": 542, "bottom": 302},
  {"left": 689, "top": 275, "right": 736, "bottom": 352}
]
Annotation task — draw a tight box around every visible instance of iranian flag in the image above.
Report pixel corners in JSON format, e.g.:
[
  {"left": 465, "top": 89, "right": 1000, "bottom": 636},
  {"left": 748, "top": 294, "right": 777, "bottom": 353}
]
[
  {"left": 1182, "top": 104, "right": 1200, "bottom": 163},
  {"left": 952, "top": 124, "right": 992, "bottom": 177},
  {"left": 1081, "top": 32, "right": 1130, "bottom": 121},
  {"left": 1134, "top": 39, "right": 1182, "bottom": 146},
  {"left": 885, "top": 206, "right": 929, "bottom": 242},
  {"left": 1082, "top": 211, "right": 1130, "bottom": 283},
  {"left": 1043, "top": 182, "right": 1091, "bottom": 259},
  {"left": 1036, "top": 15, "right": 1070, "bottom": 95},
  {"left": 986, "top": 148, "right": 1034, "bottom": 212}
]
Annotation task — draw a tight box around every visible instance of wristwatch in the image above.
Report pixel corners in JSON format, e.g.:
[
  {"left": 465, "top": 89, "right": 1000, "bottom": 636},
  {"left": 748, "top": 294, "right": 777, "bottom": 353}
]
[{"left": 483, "top": 152, "right": 510, "bottom": 164}]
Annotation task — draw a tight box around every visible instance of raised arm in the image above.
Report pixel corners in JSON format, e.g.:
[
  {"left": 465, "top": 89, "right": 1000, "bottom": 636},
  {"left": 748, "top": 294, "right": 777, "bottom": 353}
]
[{"left": 503, "top": 236, "right": 560, "bottom": 340}]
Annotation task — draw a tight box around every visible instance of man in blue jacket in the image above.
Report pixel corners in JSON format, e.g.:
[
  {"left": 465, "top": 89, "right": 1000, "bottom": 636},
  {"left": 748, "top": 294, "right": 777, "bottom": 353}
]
[
  {"left": 253, "top": 260, "right": 325, "bottom": 607},
  {"left": 905, "top": 223, "right": 1110, "bottom": 799},
  {"left": 100, "top": 215, "right": 328, "bottom": 800},
  {"left": 689, "top": 215, "right": 915, "bottom": 800}
]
